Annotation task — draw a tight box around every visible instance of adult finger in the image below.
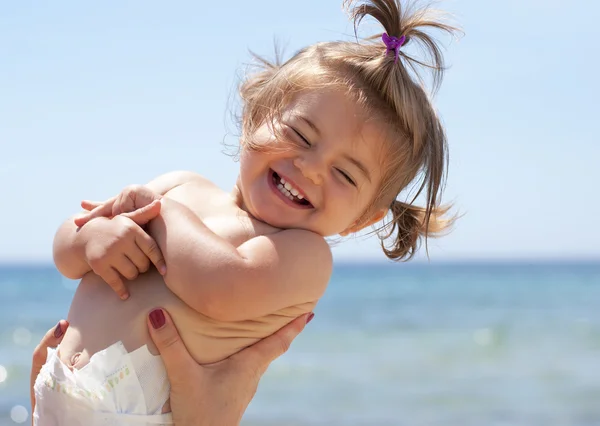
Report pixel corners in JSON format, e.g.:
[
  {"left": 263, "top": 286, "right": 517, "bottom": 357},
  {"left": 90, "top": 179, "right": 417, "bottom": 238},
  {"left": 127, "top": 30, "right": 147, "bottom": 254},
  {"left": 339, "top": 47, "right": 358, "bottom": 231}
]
[
  {"left": 134, "top": 231, "right": 166, "bottom": 275},
  {"left": 233, "top": 313, "right": 312, "bottom": 374},
  {"left": 146, "top": 309, "right": 197, "bottom": 384},
  {"left": 31, "top": 320, "right": 69, "bottom": 416},
  {"left": 122, "top": 200, "right": 162, "bottom": 226}
]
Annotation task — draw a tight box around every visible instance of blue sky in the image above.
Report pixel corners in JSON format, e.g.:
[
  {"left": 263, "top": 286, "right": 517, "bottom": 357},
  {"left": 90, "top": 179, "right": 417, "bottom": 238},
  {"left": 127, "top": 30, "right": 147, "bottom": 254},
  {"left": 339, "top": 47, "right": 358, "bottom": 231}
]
[{"left": 1, "top": 0, "right": 598, "bottom": 263}]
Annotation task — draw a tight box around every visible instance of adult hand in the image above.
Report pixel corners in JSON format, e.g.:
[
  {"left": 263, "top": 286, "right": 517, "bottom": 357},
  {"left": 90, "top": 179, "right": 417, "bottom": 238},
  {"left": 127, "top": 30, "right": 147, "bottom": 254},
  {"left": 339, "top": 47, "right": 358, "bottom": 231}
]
[
  {"left": 30, "top": 320, "right": 69, "bottom": 424},
  {"left": 30, "top": 311, "right": 310, "bottom": 426},
  {"left": 147, "top": 308, "right": 313, "bottom": 426}
]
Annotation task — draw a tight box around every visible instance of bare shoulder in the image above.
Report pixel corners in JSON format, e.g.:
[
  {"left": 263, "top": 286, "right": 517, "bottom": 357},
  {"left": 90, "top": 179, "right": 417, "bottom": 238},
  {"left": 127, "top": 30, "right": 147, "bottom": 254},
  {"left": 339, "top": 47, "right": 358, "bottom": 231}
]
[
  {"left": 146, "top": 170, "right": 217, "bottom": 195},
  {"left": 241, "top": 228, "right": 333, "bottom": 301},
  {"left": 272, "top": 228, "right": 333, "bottom": 300},
  {"left": 279, "top": 229, "right": 333, "bottom": 264}
]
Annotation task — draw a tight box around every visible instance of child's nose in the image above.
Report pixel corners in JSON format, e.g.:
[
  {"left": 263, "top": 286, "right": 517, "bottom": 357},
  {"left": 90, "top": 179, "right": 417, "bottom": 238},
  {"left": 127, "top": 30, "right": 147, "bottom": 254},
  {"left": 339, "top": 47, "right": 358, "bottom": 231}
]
[{"left": 293, "top": 156, "right": 323, "bottom": 186}]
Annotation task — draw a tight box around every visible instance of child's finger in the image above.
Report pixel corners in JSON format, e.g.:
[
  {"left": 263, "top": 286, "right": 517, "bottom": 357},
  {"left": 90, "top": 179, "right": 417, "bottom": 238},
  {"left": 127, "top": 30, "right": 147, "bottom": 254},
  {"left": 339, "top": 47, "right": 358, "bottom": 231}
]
[
  {"left": 100, "top": 268, "right": 129, "bottom": 300},
  {"left": 114, "top": 256, "right": 140, "bottom": 281},
  {"left": 73, "top": 212, "right": 94, "bottom": 227},
  {"left": 135, "top": 232, "right": 167, "bottom": 276},
  {"left": 81, "top": 200, "right": 103, "bottom": 211},
  {"left": 74, "top": 203, "right": 115, "bottom": 227},
  {"left": 81, "top": 196, "right": 116, "bottom": 211},
  {"left": 122, "top": 200, "right": 162, "bottom": 226},
  {"left": 127, "top": 246, "right": 151, "bottom": 274}
]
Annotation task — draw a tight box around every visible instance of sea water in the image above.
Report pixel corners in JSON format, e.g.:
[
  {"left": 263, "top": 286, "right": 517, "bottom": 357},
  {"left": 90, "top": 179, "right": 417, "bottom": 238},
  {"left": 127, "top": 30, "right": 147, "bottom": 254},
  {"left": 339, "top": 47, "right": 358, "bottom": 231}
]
[{"left": 1, "top": 262, "right": 599, "bottom": 425}]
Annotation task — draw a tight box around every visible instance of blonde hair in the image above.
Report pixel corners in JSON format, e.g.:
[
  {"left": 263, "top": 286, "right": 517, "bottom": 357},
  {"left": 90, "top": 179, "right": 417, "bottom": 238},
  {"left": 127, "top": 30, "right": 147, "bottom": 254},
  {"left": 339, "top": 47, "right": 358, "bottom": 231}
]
[{"left": 238, "top": 0, "right": 459, "bottom": 260}]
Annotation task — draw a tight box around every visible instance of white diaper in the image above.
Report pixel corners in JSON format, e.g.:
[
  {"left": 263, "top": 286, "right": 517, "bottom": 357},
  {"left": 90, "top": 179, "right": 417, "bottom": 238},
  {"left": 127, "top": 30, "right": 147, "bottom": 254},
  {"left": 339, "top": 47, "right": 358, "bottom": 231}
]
[{"left": 33, "top": 341, "right": 173, "bottom": 425}]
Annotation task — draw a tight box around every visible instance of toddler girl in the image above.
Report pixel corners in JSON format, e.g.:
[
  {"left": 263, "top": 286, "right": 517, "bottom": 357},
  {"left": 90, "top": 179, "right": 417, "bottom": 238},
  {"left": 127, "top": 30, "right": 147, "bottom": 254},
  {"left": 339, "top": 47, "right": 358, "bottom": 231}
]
[{"left": 34, "top": 0, "right": 457, "bottom": 424}]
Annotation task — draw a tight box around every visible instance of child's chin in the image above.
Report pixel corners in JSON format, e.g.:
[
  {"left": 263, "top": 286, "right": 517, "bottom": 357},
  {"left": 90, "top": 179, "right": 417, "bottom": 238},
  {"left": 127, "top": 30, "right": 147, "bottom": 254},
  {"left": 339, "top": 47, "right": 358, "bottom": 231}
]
[
  {"left": 265, "top": 215, "right": 299, "bottom": 230},
  {"left": 266, "top": 216, "right": 292, "bottom": 229}
]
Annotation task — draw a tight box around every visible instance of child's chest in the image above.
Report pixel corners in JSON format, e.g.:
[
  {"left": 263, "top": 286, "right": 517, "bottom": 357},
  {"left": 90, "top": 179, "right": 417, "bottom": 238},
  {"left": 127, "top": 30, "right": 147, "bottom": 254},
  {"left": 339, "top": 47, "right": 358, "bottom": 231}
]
[{"left": 165, "top": 181, "right": 278, "bottom": 247}]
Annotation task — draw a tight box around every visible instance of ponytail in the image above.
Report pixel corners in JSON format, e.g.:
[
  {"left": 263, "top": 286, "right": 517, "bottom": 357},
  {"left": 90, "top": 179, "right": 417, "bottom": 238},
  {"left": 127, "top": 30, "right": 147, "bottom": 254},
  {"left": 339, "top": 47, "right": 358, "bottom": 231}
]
[{"left": 380, "top": 200, "right": 451, "bottom": 260}]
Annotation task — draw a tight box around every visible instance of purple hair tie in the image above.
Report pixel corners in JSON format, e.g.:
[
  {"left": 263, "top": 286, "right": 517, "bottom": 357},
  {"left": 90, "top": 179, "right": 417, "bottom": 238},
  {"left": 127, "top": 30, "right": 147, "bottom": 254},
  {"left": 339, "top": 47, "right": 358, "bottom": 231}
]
[{"left": 382, "top": 32, "right": 406, "bottom": 64}]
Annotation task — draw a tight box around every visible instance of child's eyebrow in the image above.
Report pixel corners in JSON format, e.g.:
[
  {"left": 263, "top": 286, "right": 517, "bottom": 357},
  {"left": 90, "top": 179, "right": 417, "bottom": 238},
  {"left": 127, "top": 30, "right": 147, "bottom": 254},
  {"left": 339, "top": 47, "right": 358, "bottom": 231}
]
[
  {"left": 343, "top": 154, "right": 371, "bottom": 183},
  {"left": 298, "top": 116, "right": 321, "bottom": 137}
]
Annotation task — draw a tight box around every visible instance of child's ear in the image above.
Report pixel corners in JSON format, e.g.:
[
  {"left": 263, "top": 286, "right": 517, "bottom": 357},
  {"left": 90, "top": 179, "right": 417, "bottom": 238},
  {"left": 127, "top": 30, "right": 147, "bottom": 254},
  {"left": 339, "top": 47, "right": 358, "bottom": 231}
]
[{"left": 339, "top": 209, "right": 388, "bottom": 237}]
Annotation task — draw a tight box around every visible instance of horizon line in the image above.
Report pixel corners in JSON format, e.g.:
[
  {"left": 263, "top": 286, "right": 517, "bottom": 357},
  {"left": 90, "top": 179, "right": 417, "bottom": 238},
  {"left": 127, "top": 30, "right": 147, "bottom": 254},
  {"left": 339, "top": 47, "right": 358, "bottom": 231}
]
[{"left": 1, "top": 257, "right": 598, "bottom": 268}]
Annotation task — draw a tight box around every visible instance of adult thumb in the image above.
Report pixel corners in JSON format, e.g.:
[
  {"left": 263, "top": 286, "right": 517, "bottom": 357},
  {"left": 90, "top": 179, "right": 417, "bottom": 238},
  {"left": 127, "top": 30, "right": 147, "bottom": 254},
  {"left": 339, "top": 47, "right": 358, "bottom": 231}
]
[
  {"left": 234, "top": 313, "right": 311, "bottom": 374},
  {"left": 123, "top": 200, "right": 161, "bottom": 225},
  {"left": 147, "top": 308, "right": 196, "bottom": 381}
]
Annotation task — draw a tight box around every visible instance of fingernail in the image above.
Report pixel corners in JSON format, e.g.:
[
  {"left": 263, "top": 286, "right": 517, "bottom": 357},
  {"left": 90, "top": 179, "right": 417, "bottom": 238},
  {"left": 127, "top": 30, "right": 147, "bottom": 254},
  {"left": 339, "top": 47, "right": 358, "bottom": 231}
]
[
  {"left": 121, "top": 293, "right": 130, "bottom": 300},
  {"left": 53, "top": 322, "right": 64, "bottom": 338},
  {"left": 159, "top": 265, "right": 167, "bottom": 275},
  {"left": 149, "top": 309, "right": 166, "bottom": 329},
  {"left": 306, "top": 312, "right": 315, "bottom": 324}
]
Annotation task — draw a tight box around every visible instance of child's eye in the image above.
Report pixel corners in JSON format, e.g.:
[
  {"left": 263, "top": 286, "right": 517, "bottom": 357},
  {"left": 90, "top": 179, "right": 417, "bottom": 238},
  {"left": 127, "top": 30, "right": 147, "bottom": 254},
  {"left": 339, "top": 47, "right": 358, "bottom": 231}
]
[
  {"left": 292, "top": 128, "right": 311, "bottom": 146},
  {"left": 337, "top": 169, "right": 356, "bottom": 186}
]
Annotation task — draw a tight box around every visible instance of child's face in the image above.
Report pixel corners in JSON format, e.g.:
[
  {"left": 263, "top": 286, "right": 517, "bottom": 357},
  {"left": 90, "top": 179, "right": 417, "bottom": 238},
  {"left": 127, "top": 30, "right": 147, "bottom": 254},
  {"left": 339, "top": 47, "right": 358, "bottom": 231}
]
[{"left": 238, "top": 88, "right": 389, "bottom": 236}]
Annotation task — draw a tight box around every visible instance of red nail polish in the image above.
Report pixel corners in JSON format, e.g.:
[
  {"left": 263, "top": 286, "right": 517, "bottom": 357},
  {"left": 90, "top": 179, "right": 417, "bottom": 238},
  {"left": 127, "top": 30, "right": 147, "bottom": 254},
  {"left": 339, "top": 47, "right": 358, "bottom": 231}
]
[
  {"left": 149, "top": 309, "right": 166, "bottom": 329},
  {"left": 54, "top": 323, "right": 63, "bottom": 338},
  {"left": 306, "top": 312, "right": 315, "bottom": 324}
]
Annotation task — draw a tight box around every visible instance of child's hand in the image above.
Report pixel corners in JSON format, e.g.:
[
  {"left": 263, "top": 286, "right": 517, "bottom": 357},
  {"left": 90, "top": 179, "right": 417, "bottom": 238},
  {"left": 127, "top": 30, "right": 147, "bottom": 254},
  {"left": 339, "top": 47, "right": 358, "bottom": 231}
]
[
  {"left": 80, "top": 203, "right": 167, "bottom": 300},
  {"left": 74, "top": 185, "right": 162, "bottom": 227}
]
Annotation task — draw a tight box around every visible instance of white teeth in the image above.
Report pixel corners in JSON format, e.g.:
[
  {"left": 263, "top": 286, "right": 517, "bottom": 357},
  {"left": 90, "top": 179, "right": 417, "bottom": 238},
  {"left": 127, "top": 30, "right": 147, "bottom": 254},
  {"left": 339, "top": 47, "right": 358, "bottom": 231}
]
[{"left": 275, "top": 174, "right": 306, "bottom": 203}]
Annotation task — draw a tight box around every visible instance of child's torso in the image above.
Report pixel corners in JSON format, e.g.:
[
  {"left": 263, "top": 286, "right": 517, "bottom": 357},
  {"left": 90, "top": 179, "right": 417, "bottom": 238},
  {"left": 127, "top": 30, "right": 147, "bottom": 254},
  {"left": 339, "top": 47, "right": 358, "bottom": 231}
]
[{"left": 59, "top": 181, "right": 317, "bottom": 368}]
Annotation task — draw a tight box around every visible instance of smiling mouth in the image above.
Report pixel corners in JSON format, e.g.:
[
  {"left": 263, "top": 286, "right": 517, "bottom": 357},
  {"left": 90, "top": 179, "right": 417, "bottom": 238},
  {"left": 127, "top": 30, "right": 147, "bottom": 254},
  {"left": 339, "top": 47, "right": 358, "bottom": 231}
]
[{"left": 271, "top": 171, "right": 313, "bottom": 207}]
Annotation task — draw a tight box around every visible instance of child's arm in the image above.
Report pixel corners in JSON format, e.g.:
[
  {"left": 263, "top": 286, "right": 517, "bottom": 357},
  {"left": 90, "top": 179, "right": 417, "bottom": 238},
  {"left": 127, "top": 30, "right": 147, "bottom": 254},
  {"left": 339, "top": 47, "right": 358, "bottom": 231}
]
[
  {"left": 148, "top": 197, "right": 332, "bottom": 322},
  {"left": 57, "top": 170, "right": 331, "bottom": 321},
  {"left": 53, "top": 202, "right": 166, "bottom": 299},
  {"left": 52, "top": 171, "right": 206, "bottom": 280},
  {"left": 74, "top": 171, "right": 208, "bottom": 226},
  {"left": 53, "top": 171, "right": 199, "bottom": 279}
]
